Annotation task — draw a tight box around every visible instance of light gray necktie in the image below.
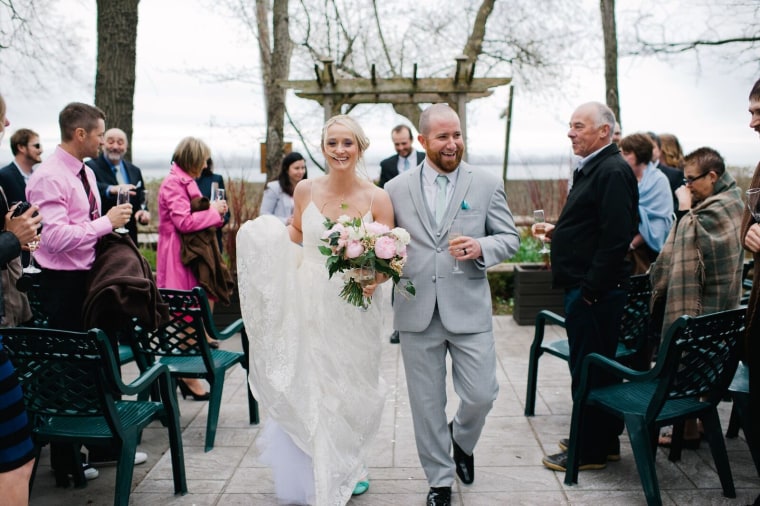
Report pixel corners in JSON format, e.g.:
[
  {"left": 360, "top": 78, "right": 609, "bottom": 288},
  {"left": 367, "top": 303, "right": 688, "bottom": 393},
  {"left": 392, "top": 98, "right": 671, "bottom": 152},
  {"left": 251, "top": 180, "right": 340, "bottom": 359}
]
[
  {"left": 403, "top": 157, "right": 410, "bottom": 172},
  {"left": 435, "top": 175, "right": 448, "bottom": 224},
  {"left": 113, "top": 165, "right": 125, "bottom": 185}
]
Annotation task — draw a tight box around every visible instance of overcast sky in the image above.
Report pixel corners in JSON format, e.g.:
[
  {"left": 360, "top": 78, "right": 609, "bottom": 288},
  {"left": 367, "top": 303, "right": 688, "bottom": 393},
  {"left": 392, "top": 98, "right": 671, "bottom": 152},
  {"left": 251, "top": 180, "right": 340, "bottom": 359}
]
[{"left": 1, "top": 0, "right": 757, "bottom": 181}]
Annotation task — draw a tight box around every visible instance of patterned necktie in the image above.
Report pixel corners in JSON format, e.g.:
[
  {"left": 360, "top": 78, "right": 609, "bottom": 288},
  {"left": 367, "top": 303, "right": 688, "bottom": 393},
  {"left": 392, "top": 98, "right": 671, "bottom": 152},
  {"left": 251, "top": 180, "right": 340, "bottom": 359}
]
[
  {"left": 79, "top": 166, "right": 100, "bottom": 220},
  {"left": 435, "top": 175, "right": 449, "bottom": 224}
]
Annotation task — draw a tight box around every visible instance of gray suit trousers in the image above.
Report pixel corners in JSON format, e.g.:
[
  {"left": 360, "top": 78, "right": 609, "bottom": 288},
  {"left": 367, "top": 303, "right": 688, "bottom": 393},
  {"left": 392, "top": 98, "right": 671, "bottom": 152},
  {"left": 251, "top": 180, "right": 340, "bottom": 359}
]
[{"left": 399, "top": 306, "right": 499, "bottom": 487}]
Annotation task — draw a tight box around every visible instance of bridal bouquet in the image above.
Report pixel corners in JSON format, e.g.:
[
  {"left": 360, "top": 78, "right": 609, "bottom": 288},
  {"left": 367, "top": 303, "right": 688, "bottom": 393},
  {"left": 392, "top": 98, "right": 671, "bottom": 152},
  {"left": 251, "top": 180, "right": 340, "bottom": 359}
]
[{"left": 319, "top": 215, "right": 416, "bottom": 308}]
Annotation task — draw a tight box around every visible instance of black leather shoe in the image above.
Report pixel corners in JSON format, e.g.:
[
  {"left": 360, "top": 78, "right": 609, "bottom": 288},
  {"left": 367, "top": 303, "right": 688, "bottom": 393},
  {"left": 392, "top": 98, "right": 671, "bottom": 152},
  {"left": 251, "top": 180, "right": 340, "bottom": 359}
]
[
  {"left": 427, "top": 486, "right": 451, "bottom": 506},
  {"left": 389, "top": 330, "right": 400, "bottom": 344},
  {"left": 449, "top": 421, "right": 474, "bottom": 484}
]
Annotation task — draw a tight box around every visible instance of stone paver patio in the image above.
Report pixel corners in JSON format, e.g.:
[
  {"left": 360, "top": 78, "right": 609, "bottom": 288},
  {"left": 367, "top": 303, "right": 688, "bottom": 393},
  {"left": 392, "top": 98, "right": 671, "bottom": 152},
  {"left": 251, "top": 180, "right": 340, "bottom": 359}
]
[{"left": 28, "top": 292, "right": 760, "bottom": 505}]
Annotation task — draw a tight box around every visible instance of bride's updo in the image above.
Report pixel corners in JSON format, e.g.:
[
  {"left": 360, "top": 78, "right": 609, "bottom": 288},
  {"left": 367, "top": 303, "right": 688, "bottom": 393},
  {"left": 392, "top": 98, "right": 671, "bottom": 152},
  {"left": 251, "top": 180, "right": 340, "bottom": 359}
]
[{"left": 321, "top": 115, "right": 370, "bottom": 154}]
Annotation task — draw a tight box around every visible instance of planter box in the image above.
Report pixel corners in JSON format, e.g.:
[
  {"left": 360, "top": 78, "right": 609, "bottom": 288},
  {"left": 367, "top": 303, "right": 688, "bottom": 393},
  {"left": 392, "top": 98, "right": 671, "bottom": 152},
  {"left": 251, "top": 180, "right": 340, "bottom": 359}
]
[{"left": 512, "top": 264, "right": 565, "bottom": 325}]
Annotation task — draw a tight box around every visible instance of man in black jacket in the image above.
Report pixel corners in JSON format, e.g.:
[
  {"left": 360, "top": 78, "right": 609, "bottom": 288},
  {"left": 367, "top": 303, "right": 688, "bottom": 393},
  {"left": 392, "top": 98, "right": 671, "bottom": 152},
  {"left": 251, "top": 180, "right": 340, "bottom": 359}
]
[
  {"left": 536, "top": 102, "right": 638, "bottom": 472},
  {"left": 87, "top": 128, "right": 150, "bottom": 244},
  {"left": 378, "top": 124, "right": 425, "bottom": 188}
]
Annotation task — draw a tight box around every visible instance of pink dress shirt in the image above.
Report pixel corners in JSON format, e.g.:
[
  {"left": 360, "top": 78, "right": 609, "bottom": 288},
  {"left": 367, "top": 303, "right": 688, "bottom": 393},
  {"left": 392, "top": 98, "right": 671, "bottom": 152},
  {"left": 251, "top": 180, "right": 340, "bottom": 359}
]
[
  {"left": 26, "top": 146, "right": 113, "bottom": 271},
  {"left": 156, "top": 163, "right": 223, "bottom": 290}
]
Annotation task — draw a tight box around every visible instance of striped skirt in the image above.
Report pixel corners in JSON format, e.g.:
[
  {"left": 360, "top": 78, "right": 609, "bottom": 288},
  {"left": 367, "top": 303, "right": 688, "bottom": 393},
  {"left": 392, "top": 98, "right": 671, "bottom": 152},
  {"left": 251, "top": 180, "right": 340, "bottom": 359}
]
[{"left": 0, "top": 341, "right": 34, "bottom": 472}]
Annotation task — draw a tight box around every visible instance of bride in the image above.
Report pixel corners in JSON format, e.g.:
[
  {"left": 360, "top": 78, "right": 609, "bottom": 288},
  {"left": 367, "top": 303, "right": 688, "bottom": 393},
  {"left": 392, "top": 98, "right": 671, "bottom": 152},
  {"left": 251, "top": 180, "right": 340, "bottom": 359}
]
[{"left": 237, "top": 115, "right": 394, "bottom": 505}]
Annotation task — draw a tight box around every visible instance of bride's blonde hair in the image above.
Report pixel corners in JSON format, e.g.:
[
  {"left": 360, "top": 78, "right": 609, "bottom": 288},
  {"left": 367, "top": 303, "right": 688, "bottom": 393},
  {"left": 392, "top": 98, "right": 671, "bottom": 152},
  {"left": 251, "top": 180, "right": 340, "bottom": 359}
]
[
  {"left": 321, "top": 114, "right": 370, "bottom": 153},
  {"left": 321, "top": 114, "right": 371, "bottom": 179}
]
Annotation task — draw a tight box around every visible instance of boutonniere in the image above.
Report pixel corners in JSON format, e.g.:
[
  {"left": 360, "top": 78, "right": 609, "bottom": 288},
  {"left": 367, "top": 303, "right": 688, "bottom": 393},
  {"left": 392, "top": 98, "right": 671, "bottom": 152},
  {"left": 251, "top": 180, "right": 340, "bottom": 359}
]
[{"left": 461, "top": 200, "right": 471, "bottom": 210}]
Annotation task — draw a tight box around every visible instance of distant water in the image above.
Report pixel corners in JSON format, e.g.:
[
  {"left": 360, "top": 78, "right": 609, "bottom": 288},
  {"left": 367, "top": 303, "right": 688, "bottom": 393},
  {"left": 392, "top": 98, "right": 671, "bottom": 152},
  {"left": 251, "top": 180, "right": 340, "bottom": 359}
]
[{"left": 139, "top": 162, "right": 572, "bottom": 183}]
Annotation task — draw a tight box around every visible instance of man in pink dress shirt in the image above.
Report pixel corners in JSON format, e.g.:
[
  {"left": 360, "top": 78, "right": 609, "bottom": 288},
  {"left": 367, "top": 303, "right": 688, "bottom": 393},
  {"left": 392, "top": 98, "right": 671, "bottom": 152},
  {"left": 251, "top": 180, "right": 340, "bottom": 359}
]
[{"left": 25, "top": 102, "right": 132, "bottom": 483}]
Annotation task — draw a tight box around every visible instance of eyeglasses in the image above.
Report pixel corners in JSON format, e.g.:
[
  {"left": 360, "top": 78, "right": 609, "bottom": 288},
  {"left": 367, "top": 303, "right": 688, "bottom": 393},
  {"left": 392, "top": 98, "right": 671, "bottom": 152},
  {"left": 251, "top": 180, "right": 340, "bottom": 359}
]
[
  {"left": 683, "top": 172, "right": 710, "bottom": 185},
  {"left": 28, "top": 143, "right": 40, "bottom": 149}
]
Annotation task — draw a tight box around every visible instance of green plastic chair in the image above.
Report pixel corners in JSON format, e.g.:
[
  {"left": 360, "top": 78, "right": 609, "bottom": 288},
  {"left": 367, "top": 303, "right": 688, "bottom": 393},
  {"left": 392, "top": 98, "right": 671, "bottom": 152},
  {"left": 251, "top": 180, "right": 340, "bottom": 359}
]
[
  {"left": 2, "top": 326, "right": 187, "bottom": 506},
  {"left": 524, "top": 273, "right": 652, "bottom": 416},
  {"left": 132, "top": 287, "right": 259, "bottom": 452},
  {"left": 24, "top": 280, "right": 135, "bottom": 365},
  {"left": 564, "top": 308, "right": 746, "bottom": 506}
]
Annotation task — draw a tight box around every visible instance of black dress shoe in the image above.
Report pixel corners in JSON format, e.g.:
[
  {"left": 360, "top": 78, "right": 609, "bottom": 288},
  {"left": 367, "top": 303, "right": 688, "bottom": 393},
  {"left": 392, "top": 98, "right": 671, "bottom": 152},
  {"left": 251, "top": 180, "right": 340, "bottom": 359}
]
[
  {"left": 389, "top": 330, "right": 400, "bottom": 344},
  {"left": 427, "top": 486, "right": 451, "bottom": 506},
  {"left": 449, "top": 421, "right": 474, "bottom": 484}
]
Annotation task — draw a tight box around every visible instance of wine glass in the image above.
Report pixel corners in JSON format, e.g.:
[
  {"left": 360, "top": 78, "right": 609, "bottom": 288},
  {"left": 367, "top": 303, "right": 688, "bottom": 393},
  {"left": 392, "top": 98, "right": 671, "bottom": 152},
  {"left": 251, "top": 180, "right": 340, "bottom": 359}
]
[
  {"left": 23, "top": 239, "right": 41, "bottom": 274},
  {"left": 115, "top": 187, "right": 130, "bottom": 234},
  {"left": 747, "top": 188, "right": 760, "bottom": 222},
  {"left": 449, "top": 227, "right": 464, "bottom": 274},
  {"left": 534, "top": 209, "right": 550, "bottom": 254},
  {"left": 210, "top": 181, "right": 219, "bottom": 201},
  {"left": 356, "top": 261, "right": 376, "bottom": 311}
]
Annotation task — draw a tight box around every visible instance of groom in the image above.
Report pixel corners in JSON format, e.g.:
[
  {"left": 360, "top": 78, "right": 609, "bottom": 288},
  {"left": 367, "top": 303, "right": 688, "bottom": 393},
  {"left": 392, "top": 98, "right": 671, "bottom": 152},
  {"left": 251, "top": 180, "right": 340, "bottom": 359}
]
[{"left": 385, "top": 103, "right": 519, "bottom": 506}]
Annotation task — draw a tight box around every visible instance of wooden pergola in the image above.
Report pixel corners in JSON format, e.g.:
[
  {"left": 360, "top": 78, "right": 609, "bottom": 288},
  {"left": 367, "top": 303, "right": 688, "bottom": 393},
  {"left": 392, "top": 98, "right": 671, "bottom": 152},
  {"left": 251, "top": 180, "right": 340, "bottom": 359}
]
[{"left": 280, "top": 56, "right": 511, "bottom": 156}]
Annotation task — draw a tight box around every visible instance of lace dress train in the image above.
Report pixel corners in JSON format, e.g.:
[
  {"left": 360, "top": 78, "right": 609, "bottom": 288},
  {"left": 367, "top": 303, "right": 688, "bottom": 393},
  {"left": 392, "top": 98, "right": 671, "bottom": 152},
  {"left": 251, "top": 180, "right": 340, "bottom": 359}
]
[{"left": 237, "top": 210, "right": 386, "bottom": 505}]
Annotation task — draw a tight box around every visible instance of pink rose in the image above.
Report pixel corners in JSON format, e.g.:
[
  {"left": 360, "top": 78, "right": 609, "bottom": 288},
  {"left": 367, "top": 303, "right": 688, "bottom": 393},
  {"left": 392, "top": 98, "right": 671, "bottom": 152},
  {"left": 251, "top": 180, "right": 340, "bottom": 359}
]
[
  {"left": 345, "top": 240, "right": 365, "bottom": 259},
  {"left": 374, "top": 236, "right": 397, "bottom": 259},
  {"left": 365, "top": 222, "right": 390, "bottom": 235}
]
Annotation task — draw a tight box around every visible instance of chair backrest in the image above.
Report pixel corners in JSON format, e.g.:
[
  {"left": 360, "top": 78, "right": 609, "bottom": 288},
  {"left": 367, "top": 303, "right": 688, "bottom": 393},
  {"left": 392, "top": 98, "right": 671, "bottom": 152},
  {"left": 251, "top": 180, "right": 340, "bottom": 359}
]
[
  {"left": 618, "top": 273, "right": 652, "bottom": 350},
  {"left": 2, "top": 327, "right": 125, "bottom": 437},
  {"left": 25, "top": 282, "right": 49, "bottom": 329},
  {"left": 133, "top": 287, "right": 214, "bottom": 367},
  {"left": 647, "top": 308, "right": 745, "bottom": 421}
]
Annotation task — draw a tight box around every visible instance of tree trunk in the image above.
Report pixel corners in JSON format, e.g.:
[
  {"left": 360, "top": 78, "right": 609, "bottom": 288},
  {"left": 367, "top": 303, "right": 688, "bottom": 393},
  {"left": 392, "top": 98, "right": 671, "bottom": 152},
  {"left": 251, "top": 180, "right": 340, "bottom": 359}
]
[
  {"left": 94, "top": 0, "right": 139, "bottom": 161},
  {"left": 600, "top": 0, "right": 620, "bottom": 124},
  {"left": 257, "top": 0, "right": 292, "bottom": 181}
]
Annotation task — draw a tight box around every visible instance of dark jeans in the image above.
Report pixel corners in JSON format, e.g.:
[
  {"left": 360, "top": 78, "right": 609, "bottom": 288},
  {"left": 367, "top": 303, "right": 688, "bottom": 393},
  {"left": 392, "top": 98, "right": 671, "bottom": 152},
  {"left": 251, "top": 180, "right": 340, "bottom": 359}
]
[{"left": 565, "top": 286, "right": 627, "bottom": 462}]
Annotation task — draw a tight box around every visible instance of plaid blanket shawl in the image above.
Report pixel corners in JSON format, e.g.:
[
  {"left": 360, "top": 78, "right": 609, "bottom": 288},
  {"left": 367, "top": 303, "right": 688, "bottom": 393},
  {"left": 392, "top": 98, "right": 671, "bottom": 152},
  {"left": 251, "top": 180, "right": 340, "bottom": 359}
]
[
  {"left": 741, "top": 161, "right": 760, "bottom": 363},
  {"left": 651, "top": 171, "right": 744, "bottom": 336}
]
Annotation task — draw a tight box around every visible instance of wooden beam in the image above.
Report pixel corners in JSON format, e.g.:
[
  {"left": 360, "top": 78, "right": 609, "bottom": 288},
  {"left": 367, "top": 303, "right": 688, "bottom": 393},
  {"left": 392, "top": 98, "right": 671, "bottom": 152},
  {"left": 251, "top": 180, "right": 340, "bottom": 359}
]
[{"left": 279, "top": 76, "right": 510, "bottom": 95}]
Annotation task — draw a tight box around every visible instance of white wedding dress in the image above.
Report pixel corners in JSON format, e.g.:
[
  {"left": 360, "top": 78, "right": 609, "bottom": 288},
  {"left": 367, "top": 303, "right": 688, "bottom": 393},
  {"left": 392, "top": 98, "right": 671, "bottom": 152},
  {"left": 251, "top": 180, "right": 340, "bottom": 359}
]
[{"left": 237, "top": 205, "right": 386, "bottom": 506}]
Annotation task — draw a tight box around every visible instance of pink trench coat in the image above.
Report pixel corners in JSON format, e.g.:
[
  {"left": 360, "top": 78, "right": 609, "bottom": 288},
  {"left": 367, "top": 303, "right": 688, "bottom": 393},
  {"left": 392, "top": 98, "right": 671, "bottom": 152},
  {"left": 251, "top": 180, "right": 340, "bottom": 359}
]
[{"left": 156, "top": 163, "right": 223, "bottom": 290}]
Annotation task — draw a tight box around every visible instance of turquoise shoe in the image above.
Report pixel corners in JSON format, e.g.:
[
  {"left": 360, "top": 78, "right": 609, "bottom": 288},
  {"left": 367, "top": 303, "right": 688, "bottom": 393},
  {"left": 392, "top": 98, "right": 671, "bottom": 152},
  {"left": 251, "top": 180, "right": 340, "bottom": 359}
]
[{"left": 352, "top": 480, "right": 370, "bottom": 496}]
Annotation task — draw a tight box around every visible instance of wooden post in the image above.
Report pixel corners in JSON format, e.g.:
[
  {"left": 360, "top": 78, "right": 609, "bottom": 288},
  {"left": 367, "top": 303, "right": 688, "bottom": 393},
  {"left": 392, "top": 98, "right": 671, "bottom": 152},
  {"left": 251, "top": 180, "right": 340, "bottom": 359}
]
[{"left": 502, "top": 85, "right": 515, "bottom": 184}]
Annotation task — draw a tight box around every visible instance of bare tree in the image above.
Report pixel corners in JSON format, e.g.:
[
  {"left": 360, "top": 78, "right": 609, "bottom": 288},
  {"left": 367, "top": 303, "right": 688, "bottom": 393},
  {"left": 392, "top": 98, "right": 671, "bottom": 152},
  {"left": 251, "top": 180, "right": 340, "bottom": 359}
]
[
  {"left": 255, "top": 0, "right": 293, "bottom": 179},
  {"left": 94, "top": 0, "right": 139, "bottom": 161},
  {"left": 629, "top": 0, "right": 760, "bottom": 70},
  {"left": 0, "top": 0, "right": 83, "bottom": 90},
  {"left": 600, "top": 0, "right": 620, "bottom": 123},
  {"left": 219, "top": 0, "right": 588, "bottom": 175}
]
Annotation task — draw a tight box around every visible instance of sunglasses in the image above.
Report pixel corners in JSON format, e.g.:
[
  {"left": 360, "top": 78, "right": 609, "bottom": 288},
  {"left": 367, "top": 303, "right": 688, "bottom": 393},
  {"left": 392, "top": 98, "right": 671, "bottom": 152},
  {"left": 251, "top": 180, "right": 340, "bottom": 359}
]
[
  {"left": 28, "top": 143, "right": 41, "bottom": 149},
  {"left": 683, "top": 172, "right": 710, "bottom": 185}
]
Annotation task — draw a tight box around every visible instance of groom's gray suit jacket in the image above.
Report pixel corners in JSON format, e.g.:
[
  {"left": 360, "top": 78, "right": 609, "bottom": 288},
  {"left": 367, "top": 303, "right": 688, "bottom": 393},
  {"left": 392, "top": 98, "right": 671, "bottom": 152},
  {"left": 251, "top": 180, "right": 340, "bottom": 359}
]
[{"left": 385, "top": 161, "right": 519, "bottom": 334}]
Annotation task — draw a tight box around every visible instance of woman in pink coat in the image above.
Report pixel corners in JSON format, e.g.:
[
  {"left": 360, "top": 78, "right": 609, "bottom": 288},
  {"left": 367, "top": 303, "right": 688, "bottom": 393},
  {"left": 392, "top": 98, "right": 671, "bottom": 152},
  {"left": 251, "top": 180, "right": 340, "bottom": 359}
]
[{"left": 157, "top": 136, "right": 227, "bottom": 399}]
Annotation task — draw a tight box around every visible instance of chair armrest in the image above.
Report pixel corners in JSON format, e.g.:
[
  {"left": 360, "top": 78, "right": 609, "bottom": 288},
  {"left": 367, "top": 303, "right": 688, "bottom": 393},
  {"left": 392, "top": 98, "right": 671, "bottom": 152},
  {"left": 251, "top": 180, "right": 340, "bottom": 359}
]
[
  {"left": 119, "top": 362, "right": 169, "bottom": 397},
  {"left": 536, "top": 310, "right": 566, "bottom": 328},
  {"left": 574, "top": 352, "right": 651, "bottom": 403},
  {"left": 211, "top": 318, "right": 244, "bottom": 340},
  {"left": 531, "top": 310, "right": 567, "bottom": 350},
  {"left": 584, "top": 353, "right": 649, "bottom": 382}
]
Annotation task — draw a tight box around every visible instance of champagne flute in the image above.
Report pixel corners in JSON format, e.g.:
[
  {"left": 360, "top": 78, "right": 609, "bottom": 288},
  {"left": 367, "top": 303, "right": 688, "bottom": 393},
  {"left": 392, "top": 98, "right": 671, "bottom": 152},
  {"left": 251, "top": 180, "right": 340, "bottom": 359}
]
[
  {"left": 23, "top": 239, "right": 41, "bottom": 274},
  {"left": 534, "top": 209, "right": 550, "bottom": 254},
  {"left": 115, "top": 187, "right": 130, "bottom": 234},
  {"left": 140, "top": 189, "right": 149, "bottom": 212},
  {"left": 210, "top": 181, "right": 219, "bottom": 201},
  {"left": 216, "top": 188, "right": 225, "bottom": 201},
  {"left": 449, "top": 227, "right": 464, "bottom": 274},
  {"left": 356, "top": 261, "right": 376, "bottom": 311},
  {"left": 747, "top": 188, "right": 760, "bottom": 222}
]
